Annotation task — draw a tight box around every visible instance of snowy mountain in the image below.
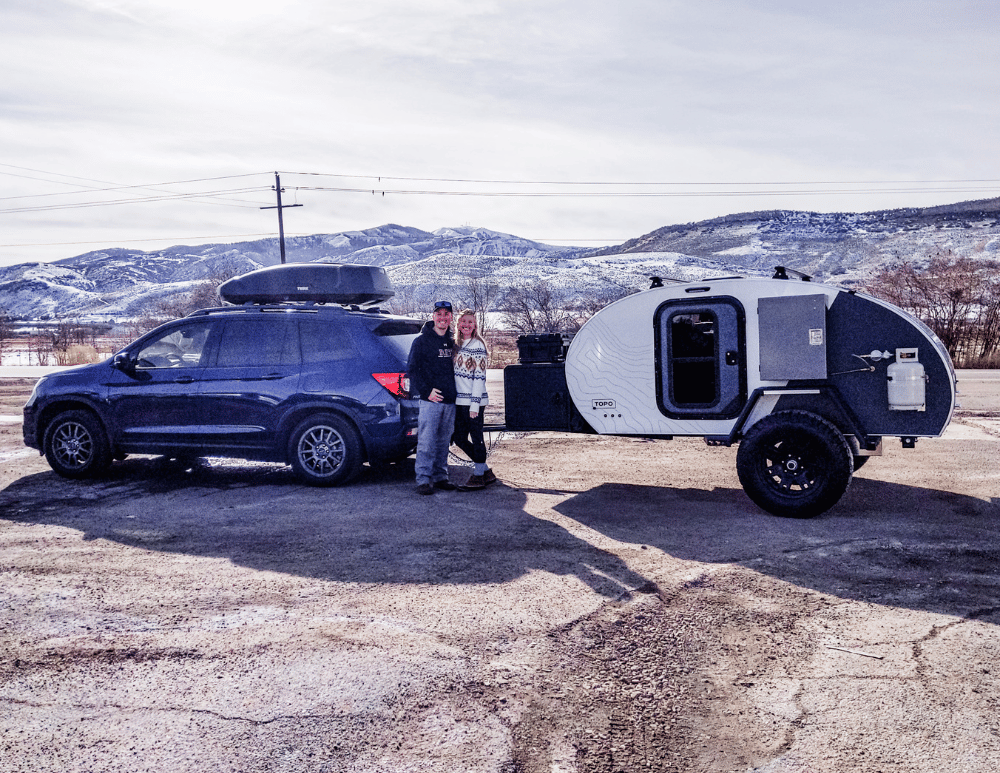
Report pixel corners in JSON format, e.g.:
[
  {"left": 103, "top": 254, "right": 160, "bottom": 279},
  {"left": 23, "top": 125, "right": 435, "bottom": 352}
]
[
  {"left": 593, "top": 197, "right": 1000, "bottom": 281},
  {"left": 2, "top": 200, "right": 999, "bottom": 322}
]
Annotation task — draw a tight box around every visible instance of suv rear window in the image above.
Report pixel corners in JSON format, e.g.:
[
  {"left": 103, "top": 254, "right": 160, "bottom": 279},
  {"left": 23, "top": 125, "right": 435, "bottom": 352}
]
[{"left": 370, "top": 320, "right": 422, "bottom": 361}]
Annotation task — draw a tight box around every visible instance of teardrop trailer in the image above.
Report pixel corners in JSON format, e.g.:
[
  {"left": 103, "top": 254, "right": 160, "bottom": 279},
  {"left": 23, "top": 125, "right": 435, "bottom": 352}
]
[{"left": 499, "top": 268, "right": 957, "bottom": 518}]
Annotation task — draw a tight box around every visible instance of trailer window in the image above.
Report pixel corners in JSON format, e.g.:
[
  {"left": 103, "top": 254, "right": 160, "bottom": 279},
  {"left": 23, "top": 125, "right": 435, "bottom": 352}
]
[{"left": 670, "top": 312, "right": 717, "bottom": 405}]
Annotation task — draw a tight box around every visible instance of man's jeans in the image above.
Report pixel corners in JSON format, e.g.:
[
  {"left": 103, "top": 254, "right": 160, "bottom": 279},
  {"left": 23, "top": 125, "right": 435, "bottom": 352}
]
[{"left": 415, "top": 400, "right": 456, "bottom": 485}]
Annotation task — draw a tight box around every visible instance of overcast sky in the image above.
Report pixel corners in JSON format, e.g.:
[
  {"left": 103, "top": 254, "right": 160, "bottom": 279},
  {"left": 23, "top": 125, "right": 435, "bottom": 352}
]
[{"left": 2, "top": 0, "right": 999, "bottom": 267}]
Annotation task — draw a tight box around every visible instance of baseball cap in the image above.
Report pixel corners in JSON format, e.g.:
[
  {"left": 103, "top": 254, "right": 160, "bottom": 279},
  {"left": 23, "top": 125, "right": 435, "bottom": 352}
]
[{"left": 433, "top": 300, "right": 453, "bottom": 311}]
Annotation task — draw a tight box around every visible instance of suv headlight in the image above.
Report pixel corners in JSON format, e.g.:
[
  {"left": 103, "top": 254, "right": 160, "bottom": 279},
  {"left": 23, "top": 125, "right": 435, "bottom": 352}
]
[{"left": 24, "top": 376, "right": 48, "bottom": 408}]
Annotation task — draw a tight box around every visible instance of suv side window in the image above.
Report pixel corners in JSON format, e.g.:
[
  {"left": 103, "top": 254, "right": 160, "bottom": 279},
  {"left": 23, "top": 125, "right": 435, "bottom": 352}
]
[
  {"left": 215, "top": 319, "right": 300, "bottom": 367},
  {"left": 136, "top": 321, "right": 213, "bottom": 369},
  {"left": 300, "top": 320, "right": 357, "bottom": 363}
]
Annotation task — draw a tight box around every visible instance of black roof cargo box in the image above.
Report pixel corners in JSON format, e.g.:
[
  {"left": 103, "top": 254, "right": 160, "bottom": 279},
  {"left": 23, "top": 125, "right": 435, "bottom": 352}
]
[{"left": 219, "top": 264, "right": 395, "bottom": 305}]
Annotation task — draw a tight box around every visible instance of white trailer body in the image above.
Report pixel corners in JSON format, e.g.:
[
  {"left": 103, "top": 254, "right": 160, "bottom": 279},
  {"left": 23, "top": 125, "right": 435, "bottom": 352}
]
[{"left": 503, "top": 272, "right": 957, "bottom": 517}]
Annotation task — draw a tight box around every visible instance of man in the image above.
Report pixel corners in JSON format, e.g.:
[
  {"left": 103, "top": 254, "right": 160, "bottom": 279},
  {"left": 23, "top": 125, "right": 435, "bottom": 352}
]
[{"left": 407, "top": 300, "right": 458, "bottom": 495}]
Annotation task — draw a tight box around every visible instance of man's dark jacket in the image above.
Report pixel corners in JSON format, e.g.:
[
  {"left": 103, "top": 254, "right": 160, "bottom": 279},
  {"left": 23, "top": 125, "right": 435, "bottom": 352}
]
[{"left": 407, "top": 321, "right": 457, "bottom": 403}]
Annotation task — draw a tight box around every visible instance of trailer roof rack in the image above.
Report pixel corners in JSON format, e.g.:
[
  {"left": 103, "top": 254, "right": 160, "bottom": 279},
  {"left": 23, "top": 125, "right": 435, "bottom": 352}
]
[{"left": 773, "top": 266, "right": 813, "bottom": 281}]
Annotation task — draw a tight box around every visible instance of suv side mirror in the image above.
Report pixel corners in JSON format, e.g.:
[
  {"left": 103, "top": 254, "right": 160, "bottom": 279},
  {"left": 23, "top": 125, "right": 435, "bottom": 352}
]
[{"left": 113, "top": 352, "right": 135, "bottom": 373}]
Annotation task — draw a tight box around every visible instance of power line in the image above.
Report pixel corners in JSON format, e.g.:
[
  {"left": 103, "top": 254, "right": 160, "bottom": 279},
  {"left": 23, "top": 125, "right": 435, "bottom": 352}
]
[
  {"left": 291, "top": 184, "right": 1000, "bottom": 198},
  {"left": 0, "top": 164, "right": 268, "bottom": 191},
  {"left": 0, "top": 186, "right": 272, "bottom": 214},
  {"left": 280, "top": 169, "right": 1000, "bottom": 187},
  {"left": 0, "top": 232, "right": 285, "bottom": 248},
  {"left": 0, "top": 165, "right": 272, "bottom": 209}
]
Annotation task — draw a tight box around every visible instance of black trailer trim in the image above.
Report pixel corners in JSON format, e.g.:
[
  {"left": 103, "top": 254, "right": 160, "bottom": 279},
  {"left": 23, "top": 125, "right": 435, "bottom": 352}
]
[{"left": 717, "top": 385, "right": 875, "bottom": 448}]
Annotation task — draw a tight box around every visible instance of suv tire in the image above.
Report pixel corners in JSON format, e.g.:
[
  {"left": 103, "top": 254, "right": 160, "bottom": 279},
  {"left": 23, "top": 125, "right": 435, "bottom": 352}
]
[
  {"left": 43, "top": 409, "right": 112, "bottom": 479},
  {"left": 288, "top": 413, "right": 363, "bottom": 486}
]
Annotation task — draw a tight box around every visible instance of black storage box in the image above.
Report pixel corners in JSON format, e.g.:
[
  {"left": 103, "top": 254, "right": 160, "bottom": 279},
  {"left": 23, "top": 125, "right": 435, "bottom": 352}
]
[
  {"left": 503, "top": 363, "right": 593, "bottom": 433},
  {"left": 516, "top": 333, "right": 573, "bottom": 363}
]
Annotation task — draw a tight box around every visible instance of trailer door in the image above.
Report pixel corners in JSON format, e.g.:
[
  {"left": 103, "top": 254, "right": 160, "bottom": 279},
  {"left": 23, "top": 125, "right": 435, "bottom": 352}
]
[{"left": 655, "top": 297, "right": 746, "bottom": 419}]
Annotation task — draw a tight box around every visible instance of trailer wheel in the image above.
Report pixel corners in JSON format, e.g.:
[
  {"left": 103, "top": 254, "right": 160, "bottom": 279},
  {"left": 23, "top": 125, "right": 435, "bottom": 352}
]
[
  {"left": 736, "top": 411, "right": 853, "bottom": 518},
  {"left": 288, "top": 413, "right": 363, "bottom": 486}
]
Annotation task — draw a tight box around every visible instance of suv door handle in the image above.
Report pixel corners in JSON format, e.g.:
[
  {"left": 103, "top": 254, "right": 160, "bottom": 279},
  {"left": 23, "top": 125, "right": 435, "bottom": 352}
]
[{"left": 172, "top": 376, "right": 196, "bottom": 384}]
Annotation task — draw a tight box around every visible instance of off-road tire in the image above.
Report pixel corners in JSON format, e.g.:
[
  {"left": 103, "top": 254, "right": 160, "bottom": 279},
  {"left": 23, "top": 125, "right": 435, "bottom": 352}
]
[{"left": 736, "top": 410, "right": 853, "bottom": 518}]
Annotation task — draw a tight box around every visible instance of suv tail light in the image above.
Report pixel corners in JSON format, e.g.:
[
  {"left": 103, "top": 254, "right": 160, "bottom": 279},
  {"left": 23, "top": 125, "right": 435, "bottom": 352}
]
[{"left": 372, "top": 372, "right": 410, "bottom": 399}]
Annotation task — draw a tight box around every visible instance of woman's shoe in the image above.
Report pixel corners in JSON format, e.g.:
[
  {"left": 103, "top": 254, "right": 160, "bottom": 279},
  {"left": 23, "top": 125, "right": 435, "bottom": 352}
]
[{"left": 459, "top": 474, "right": 487, "bottom": 491}]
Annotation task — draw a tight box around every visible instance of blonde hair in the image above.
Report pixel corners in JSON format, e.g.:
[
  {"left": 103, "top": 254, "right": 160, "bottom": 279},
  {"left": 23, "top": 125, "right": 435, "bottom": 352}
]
[{"left": 454, "top": 309, "right": 489, "bottom": 360}]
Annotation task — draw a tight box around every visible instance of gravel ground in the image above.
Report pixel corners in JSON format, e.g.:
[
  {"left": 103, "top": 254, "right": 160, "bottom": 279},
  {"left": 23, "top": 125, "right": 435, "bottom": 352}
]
[{"left": 1, "top": 372, "right": 998, "bottom": 773}]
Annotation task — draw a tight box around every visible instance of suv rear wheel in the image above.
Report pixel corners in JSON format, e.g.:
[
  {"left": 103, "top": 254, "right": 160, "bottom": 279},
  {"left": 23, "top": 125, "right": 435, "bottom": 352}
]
[
  {"left": 43, "top": 409, "right": 112, "bottom": 479},
  {"left": 288, "top": 413, "right": 363, "bottom": 486}
]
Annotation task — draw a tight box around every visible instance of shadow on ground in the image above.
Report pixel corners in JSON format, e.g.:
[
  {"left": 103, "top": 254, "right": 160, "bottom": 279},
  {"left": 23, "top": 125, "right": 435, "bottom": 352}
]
[
  {"left": 3, "top": 455, "right": 999, "bottom": 623},
  {"left": 552, "top": 478, "right": 1000, "bottom": 623},
  {"left": 0, "top": 456, "right": 648, "bottom": 598}
]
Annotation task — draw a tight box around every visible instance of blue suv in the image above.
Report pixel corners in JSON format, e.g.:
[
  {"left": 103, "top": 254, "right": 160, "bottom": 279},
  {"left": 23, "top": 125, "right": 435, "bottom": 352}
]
[{"left": 22, "top": 265, "right": 421, "bottom": 485}]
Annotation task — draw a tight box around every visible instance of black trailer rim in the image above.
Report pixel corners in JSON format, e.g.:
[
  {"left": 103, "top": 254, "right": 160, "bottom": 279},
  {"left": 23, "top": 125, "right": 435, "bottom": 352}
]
[{"left": 761, "top": 430, "right": 828, "bottom": 492}]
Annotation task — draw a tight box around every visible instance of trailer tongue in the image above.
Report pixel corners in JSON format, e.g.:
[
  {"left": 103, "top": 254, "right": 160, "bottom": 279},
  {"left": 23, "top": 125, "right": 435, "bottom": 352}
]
[{"left": 500, "top": 270, "right": 956, "bottom": 518}]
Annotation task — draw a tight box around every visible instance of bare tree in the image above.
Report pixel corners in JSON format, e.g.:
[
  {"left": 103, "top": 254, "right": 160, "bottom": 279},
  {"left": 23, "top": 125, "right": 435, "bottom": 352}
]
[
  {"left": 145, "top": 264, "right": 246, "bottom": 324},
  {"left": 0, "top": 308, "right": 11, "bottom": 363},
  {"left": 385, "top": 285, "right": 422, "bottom": 317},
  {"left": 454, "top": 274, "right": 501, "bottom": 334},
  {"left": 563, "top": 287, "right": 636, "bottom": 333},
  {"left": 501, "top": 280, "right": 572, "bottom": 334},
  {"left": 27, "top": 332, "right": 54, "bottom": 366},
  {"left": 865, "top": 254, "right": 1000, "bottom": 364}
]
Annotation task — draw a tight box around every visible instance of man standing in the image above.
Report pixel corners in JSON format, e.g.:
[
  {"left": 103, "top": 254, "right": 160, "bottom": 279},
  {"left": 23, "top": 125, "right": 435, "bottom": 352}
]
[{"left": 407, "top": 300, "right": 458, "bottom": 495}]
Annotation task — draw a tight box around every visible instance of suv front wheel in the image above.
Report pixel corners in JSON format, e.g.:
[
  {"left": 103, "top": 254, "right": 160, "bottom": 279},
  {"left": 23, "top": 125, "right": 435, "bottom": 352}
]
[
  {"left": 43, "top": 409, "right": 113, "bottom": 479},
  {"left": 288, "top": 413, "right": 363, "bottom": 486}
]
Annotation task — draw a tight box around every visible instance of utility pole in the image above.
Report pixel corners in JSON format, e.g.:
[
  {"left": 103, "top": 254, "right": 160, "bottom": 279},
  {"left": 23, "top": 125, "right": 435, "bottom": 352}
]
[{"left": 260, "top": 172, "right": 303, "bottom": 264}]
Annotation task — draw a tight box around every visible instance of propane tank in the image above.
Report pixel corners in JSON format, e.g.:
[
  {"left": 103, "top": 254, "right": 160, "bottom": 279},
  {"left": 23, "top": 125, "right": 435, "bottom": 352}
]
[{"left": 887, "top": 347, "right": 926, "bottom": 411}]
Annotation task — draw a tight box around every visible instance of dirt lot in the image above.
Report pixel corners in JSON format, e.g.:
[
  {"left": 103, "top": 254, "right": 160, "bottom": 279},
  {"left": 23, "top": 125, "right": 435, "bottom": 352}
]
[{"left": 1, "top": 373, "right": 999, "bottom": 772}]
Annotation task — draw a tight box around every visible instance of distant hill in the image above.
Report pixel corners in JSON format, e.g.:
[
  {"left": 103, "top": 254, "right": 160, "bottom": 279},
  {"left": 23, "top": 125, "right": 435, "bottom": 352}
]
[
  {"left": 2, "top": 200, "right": 999, "bottom": 322},
  {"left": 592, "top": 196, "right": 1000, "bottom": 280}
]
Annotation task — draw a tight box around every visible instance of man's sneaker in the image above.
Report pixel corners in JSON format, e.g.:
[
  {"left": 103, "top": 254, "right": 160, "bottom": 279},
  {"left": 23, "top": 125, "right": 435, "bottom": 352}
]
[
  {"left": 458, "top": 474, "right": 487, "bottom": 491},
  {"left": 433, "top": 480, "right": 457, "bottom": 491},
  {"left": 417, "top": 483, "right": 435, "bottom": 495},
  {"left": 483, "top": 469, "right": 498, "bottom": 485}
]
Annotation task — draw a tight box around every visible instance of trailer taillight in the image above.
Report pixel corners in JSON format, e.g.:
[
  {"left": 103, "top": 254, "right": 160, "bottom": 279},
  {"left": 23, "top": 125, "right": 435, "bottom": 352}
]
[{"left": 372, "top": 372, "right": 410, "bottom": 399}]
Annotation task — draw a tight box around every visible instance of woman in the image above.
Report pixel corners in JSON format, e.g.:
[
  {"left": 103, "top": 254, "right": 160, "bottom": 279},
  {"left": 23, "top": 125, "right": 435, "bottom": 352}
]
[{"left": 452, "top": 309, "right": 497, "bottom": 490}]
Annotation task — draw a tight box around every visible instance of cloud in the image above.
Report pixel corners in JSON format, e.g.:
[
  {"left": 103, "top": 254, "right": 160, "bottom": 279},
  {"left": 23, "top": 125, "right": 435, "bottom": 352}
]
[{"left": 1, "top": 1, "right": 999, "bottom": 266}]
